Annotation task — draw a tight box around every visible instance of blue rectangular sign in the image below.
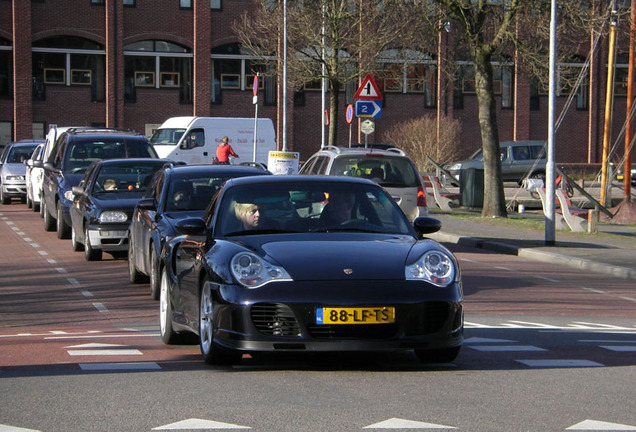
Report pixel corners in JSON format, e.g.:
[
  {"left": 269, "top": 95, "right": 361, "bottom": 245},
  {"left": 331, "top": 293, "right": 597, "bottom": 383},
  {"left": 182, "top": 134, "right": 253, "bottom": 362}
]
[{"left": 355, "top": 100, "right": 382, "bottom": 119}]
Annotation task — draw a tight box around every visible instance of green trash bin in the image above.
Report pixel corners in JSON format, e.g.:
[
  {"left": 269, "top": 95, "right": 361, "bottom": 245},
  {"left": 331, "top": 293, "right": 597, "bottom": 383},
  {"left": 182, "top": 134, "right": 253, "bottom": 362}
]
[{"left": 460, "top": 168, "right": 484, "bottom": 208}]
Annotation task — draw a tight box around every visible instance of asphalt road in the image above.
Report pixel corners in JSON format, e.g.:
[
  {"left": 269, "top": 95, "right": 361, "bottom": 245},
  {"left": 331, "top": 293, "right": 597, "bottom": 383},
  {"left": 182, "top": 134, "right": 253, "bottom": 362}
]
[{"left": 1, "top": 203, "right": 635, "bottom": 432}]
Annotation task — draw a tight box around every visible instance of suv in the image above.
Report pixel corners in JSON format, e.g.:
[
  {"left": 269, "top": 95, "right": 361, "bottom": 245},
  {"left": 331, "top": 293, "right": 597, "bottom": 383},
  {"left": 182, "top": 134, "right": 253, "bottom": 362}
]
[
  {"left": 445, "top": 140, "right": 547, "bottom": 183},
  {"left": 299, "top": 145, "right": 428, "bottom": 220},
  {"left": 41, "top": 128, "right": 159, "bottom": 239},
  {"left": 0, "top": 140, "right": 42, "bottom": 204}
]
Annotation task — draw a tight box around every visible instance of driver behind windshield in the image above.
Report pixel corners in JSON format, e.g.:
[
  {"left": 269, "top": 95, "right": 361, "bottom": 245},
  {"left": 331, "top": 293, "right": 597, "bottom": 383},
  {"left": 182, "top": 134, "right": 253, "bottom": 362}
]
[
  {"left": 320, "top": 190, "right": 355, "bottom": 225},
  {"left": 234, "top": 202, "right": 265, "bottom": 230}
]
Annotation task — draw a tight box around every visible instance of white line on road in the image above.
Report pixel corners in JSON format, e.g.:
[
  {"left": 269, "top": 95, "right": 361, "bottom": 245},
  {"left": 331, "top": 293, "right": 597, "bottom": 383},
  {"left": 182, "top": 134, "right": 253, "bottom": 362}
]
[{"left": 92, "top": 302, "right": 108, "bottom": 313}]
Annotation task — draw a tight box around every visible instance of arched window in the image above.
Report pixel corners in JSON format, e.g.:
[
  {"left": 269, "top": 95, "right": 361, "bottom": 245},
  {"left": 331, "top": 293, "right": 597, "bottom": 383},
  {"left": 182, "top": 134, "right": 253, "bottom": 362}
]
[
  {"left": 32, "top": 36, "right": 105, "bottom": 101},
  {"left": 124, "top": 40, "right": 192, "bottom": 103}
]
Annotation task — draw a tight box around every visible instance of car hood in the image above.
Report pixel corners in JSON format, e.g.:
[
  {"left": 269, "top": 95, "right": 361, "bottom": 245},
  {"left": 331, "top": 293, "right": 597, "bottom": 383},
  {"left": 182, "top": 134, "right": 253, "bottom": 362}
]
[
  {"left": 256, "top": 234, "right": 416, "bottom": 281},
  {"left": 93, "top": 193, "right": 144, "bottom": 211},
  {"left": 2, "top": 163, "right": 27, "bottom": 177}
]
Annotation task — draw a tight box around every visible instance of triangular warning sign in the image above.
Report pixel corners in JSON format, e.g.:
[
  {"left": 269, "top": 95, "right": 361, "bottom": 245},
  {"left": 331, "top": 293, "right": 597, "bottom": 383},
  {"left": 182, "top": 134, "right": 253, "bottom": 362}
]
[{"left": 354, "top": 74, "right": 383, "bottom": 100}]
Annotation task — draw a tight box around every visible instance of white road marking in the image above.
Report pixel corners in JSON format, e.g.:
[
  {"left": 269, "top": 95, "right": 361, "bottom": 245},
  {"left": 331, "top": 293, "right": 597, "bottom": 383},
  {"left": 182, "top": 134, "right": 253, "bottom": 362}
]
[
  {"left": 619, "top": 296, "right": 636, "bottom": 302},
  {"left": 37, "top": 250, "right": 48, "bottom": 256},
  {"left": 80, "top": 290, "right": 93, "bottom": 298},
  {"left": 152, "top": 418, "right": 251, "bottom": 430},
  {"left": 494, "top": 266, "right": 514, "bottom": 271},
  {"left": 582, "top": 287, "right": 606, "bottom": 294},
  {"left": 566, "top": 419, "right": 636, "bottom": 430},
  {"left": 517, "top": 359, "right": 604, "bottom": 368},
  {"left": 80, "top": 362, "right": 161, "bottom": 371},
  {"left": 600, "top": 345, "right": 636, "bottom": 352},
  {"left": 46, "top": 333, "right": 159, "bottom": 340},
  {"left": 363, "top": 418, "right": 456, "bottom": 429},
  {"left": 463, "top": 337, "right": 517, "bottom": 344},
  {"left": 0, "top": 424, "right": 41, "bottom": 432},
  {"left": 65, "top": 343, "right": 126, "bottom": 348},
  {"left": 92, "top": 302, "right": 108, "bottom": 312},
  {"left": 533, "top": 275, "right": 560, "bottom": 282},
  {"left": 469, "top": 345, "right": 546, "bottom": 352},
  {"left": 67, "top": 349, "right": 142, "bottom": 356},
  {"left": 507, "top": 320, "right": 559, "bottom": 328},
  {"left": 55, "top": 267, "right": 67, "bottom": 273},
  {"left": 46, "top": 258, "right": 56, "bottom": 264},
  {"left": 67, "top": 278, "right": 79, "bottom": 285}
]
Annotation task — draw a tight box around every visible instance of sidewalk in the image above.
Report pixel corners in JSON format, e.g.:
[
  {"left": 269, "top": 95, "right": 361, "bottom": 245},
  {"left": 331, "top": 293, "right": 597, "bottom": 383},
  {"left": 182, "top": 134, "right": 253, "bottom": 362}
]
[{"left": 428, "top": 209, "right": 636, "bottom": 281}]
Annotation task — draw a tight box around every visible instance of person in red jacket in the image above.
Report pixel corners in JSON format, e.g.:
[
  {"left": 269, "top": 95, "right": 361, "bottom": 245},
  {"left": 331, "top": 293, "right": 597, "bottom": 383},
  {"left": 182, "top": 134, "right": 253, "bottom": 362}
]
[{"left": 215, "top": 136, "right": 238, "bottom": 164}]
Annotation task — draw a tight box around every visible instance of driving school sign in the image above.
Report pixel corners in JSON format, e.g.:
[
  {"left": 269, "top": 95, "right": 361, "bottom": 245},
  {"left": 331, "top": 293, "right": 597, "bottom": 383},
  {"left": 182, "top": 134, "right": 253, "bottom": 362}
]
[{"left": 268, "top": 151, "right": 300, "bottom": 175}]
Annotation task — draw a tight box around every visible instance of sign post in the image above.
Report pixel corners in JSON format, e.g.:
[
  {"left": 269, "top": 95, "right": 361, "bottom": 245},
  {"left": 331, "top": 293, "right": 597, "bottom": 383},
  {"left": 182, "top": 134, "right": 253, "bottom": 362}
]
[
  {"left": 345, "top": 104, "right": 354, "bottom": 147},
  {"left": 252, "top": 73, "right": 259, "bottom": 162}
]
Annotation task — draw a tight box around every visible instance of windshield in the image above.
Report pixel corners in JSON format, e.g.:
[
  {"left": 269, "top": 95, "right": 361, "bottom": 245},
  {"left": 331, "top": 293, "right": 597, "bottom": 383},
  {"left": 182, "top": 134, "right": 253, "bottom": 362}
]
[
  {"left": 6, "top": 145, "right": 37, "bottom": 164},
  {"left": 64, "top": 137, "right": 157, "bottom": 173},
  {"left": 216, "top": 181, "right": 412, "bottom": 236},
  {"left": 166, "top": 176, "right": 227, "bottom": 211},
  {"left": 150, "top": 128, "right": 186, "bottom": 146},
  {"left": 94, "top": 161, "right": 166, "bottom": 194},
  {"left": 331, "top": 155, "right": 420, "bottom": 187}
]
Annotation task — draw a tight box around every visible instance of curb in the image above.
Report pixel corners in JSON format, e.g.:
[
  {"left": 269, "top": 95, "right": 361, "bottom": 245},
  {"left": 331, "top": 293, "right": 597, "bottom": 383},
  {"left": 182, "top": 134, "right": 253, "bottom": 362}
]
[{"left": 432, "top": 231, "right": 636, "bottom": 281}]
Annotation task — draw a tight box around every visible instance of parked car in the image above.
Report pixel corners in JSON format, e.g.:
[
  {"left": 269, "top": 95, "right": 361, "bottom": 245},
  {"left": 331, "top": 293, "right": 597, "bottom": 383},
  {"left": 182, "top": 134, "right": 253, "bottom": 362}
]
[
  {"left": 299, "top": 145, "right": 428, "bottom": 221},
  {"left": 128, "top": 164, "right": 270, "bottom": 299},
  {"left": 25, "top": 142, "right": 45, "bottom": 212},
  {"left": 69, "top": 158, "right": 169, "bottom": 261},
  {"left": 0, "top": 140, "right": 42, "bottom": 205},
  {"left": 41, "top": 128, "right": 159, "bottom": 239},
  {"left": 444, "top": 140, "right": 547, "bottom": 183},
  {"left": 158, "top": 175, "right": 463, "bottom": 365},
  {"left": 617, "top": 166, "right": 636, "bottom": 186}
]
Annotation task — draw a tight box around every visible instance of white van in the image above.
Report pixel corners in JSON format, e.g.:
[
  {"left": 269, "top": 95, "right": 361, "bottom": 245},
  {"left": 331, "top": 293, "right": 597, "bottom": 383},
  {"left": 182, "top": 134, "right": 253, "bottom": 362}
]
[{"left": 150, "top": 116, "right": 276, "bottom": 166}]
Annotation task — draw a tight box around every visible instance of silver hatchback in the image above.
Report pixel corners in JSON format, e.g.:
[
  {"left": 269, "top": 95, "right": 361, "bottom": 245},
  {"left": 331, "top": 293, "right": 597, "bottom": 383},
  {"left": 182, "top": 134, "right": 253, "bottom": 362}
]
[{"left": 299, "top": 146, "right": 428, "bottom": 221}]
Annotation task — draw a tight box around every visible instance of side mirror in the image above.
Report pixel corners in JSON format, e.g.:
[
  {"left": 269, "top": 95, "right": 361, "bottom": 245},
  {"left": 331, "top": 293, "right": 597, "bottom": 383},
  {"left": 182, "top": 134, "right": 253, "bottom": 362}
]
[
  {"left": 32, "top": 160, "right": 43, "bottom": 168},
  {"left": 413, "top": 217, "right": 442, "bottom": 236},
  {"left": 175, "top": 217, "right": 206, "bottom": 236},
  {"left": 43, "top": 162, "right": 62, "bottom": 174},
  {"left": 71, "top": 186, "right": 85, "bottom": 197},
  {"left": 136, "top": 197, "right": 157, "bottom": 211}
]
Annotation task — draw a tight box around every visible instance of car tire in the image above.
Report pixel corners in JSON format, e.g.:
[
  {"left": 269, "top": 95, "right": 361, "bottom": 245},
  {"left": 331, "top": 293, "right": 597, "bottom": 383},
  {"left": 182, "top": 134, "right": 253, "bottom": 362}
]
[
  {"left": 84, "top": 226, "right": 102, "bottom": 261},
  {"left": 159, "top": 267, "right": 189, "bottom": 345},
  {"left": 199, "top": 277, "right": 241, "bottom": 365},
  {"left": 415, "top": 346, "right": 461, "bottom": 364},
  {"left": 43, "top": 201, "right": 56, "bottom": 231},
  {"left": 26, "top": 193, "right": 32, "bottom": 208},
  {"left": 149, "top": 246, "right": 160, "bottom": 300},
  {"left": 128, "top": 236, "right": 147, "bottom": 284},
  {"left": 39, "top": 198, "right": 45, "bottom": 218},
  {"left": 71, "top": 225, "right": 84, "bottom": 251},
  {"left": 56, "top": 204, "right": 71, "bottom": 239},
  {"left": 32, "top": 201, "right": 40, "bottom": 213}
]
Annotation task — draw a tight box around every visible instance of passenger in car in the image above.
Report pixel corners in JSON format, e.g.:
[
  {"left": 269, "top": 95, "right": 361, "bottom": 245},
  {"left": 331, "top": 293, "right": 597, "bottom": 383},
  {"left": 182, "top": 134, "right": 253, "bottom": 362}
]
[
  {"left": 235, "top": 202, "right": 266, "bottom": 230},
  {"left": 103, "top": 178, "right": 118, "bottom": 191}
]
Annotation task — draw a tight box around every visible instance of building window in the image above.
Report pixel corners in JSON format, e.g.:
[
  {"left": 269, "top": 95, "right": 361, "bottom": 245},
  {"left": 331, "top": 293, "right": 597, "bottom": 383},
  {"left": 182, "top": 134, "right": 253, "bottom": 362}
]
[
  {"left": 558, "top": 60, "right": 588, "bottom": 110},
  {"left": 378, "top": 49, "right": 436, "bottom": 108},
  {"left": 211, "top": 43, "right": 276, "bottom": 105},
  {"left": 32, "top": 36, "right": 105, "bottom": 101},
  {"left": 493, "top": 64, "right": 513, "bottom": 109},
  {"left": 211, "top": 0, "right": 221, "bottom": 9},
  {"left": 0, "top": 42, "right": 12, "bottom": 100},
  {"left": 124, "top": 40, "right": 192, "bottom": 103},
  {"left": 180, "top": 0, "right": 192, "bottom": 9},
  {"left": 91, "top": 0, "right": 104, "bottom": 4},
  {"left": 124, "top": 0, "right": 136, "bottom": 6}
]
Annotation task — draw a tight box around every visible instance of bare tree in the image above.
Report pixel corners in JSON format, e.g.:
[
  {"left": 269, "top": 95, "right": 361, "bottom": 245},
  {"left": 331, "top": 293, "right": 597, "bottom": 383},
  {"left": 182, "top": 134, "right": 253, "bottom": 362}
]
[{"left": 235, "top": 0, "right": 417, "bottom": 147}]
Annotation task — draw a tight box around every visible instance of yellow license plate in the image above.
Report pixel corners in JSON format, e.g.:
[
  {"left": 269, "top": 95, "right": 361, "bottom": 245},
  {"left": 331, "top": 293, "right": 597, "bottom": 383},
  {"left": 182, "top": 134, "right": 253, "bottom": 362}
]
[{"left": 316, "top": 307, "right": 395, "bottom": 325}]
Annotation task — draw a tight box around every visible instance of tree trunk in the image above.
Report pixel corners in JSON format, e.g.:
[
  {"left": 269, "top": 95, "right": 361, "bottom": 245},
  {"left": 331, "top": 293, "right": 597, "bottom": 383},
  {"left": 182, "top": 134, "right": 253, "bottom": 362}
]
[
  {"left": 473, "top": 53, "right": 507, "bottom": 218},
  {"left": 328, "top": 78, "right": 339, "bottom": 146}
]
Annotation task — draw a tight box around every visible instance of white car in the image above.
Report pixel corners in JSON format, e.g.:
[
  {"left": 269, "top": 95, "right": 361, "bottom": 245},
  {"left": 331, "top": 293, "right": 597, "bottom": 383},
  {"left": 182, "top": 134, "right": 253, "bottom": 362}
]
[{"left": 26, "top": 143, "right": 45, "bottom": 212}]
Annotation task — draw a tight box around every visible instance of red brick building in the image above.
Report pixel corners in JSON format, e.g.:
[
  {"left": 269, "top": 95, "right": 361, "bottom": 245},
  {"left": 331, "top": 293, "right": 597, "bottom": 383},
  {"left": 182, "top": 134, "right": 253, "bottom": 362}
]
[{"left": 0, "top": 0, "right": 633, "bottom": 168}]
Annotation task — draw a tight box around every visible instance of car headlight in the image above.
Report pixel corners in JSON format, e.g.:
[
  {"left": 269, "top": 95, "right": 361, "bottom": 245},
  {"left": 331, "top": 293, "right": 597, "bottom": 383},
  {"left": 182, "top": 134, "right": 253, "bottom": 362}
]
[
  {"left": 405, "top": 250, "right": 456, "bottom": 287},
  {"left": 230, "top": 252, "right": 292, "bottom": 288},
  {"left": 64, "top": 190, "right": 74, "bottom": 201},
  {"left": 7, "top": 175, "right": 25, "bottom": 181},
  {"left": 99, "top": 211, "right": 128, "bottom": 223}
]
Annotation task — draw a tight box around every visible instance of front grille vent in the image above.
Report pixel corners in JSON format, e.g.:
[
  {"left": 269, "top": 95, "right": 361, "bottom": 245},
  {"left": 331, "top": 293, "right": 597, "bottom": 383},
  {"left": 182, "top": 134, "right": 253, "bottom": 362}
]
[{"left": 251, "top": 303, "right": 301, "bottom": 337}]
